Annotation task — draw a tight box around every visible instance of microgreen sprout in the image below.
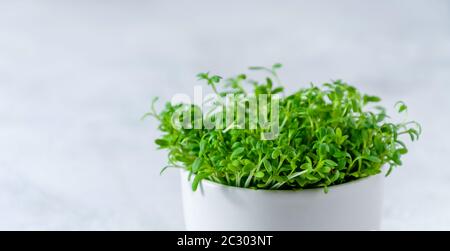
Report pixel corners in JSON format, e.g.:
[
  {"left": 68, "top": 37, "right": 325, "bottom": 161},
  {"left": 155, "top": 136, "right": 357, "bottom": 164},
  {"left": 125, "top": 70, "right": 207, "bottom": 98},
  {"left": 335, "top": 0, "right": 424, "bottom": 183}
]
[{"left": 147, "top": 64, "right": 421, "bottom": 191}]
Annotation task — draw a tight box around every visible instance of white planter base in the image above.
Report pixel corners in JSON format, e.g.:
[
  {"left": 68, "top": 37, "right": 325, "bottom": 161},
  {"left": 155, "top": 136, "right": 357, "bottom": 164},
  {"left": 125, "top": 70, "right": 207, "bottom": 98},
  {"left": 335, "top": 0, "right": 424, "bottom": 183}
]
[{"left": 181, "top": 170, "right": 384, "bottom": 231}]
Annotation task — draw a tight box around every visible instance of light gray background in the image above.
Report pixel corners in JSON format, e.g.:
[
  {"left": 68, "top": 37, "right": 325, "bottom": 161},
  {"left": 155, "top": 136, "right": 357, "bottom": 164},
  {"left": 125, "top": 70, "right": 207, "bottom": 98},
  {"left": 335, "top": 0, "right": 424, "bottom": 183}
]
[{"left": 1, "top": 0, "right": 449, "bottom": 230}]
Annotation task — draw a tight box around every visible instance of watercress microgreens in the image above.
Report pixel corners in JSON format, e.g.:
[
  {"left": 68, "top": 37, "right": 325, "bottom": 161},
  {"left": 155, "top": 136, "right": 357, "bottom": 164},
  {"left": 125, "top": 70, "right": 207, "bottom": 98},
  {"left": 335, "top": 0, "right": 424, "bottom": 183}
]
[{"left": 146, "top": 64, "right": 421, "bottom": 192}]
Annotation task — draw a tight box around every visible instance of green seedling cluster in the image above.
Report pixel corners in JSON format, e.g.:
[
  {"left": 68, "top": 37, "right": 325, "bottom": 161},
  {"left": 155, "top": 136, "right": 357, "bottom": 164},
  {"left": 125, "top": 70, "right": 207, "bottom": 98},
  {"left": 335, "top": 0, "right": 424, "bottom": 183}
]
[{"left": 146, "top": 64, "right": 421, "bottom": 192}]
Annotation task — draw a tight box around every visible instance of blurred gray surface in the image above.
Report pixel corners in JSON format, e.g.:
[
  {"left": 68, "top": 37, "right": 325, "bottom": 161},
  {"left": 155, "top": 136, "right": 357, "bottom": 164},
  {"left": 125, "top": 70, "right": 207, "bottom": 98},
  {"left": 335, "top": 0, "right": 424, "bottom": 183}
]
[{"left": 0, "top": 0, "right": 449, "bottom": 230}]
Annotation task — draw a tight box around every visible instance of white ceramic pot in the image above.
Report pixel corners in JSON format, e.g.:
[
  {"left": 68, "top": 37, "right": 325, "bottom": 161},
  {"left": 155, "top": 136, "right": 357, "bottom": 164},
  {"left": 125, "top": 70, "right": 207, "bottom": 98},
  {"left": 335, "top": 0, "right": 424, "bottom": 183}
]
[{"left": 180, "top": 170, "right": 384, "bottom": 230}]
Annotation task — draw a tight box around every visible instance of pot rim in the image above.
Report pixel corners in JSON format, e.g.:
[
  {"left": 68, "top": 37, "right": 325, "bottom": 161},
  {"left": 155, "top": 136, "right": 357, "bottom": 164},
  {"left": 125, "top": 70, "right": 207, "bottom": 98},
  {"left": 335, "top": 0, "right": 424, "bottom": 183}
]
[{"left": 181, "top": 169, "right": 384, "bottom": 193}]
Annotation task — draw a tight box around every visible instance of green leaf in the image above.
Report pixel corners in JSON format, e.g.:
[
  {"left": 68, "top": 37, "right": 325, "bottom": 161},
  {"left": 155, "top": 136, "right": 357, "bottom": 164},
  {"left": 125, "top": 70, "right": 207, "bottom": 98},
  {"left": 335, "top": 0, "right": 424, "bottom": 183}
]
[
  {"left": 272, "top": 63, "right": 283, "bottom": 69},
  {"left": 323, "top": 159, "right": 338, "bottom": 167},
  {"left": 287, "top": 170, "right": 308, "bottom": 180},
  {"left": 263, "top": 159, "right": 273, "bottom": 172},
  {"left": 248, "top": 66, "right": 266, "bottom": 71},
  {"left": 231, "top": 147, "right": 245, "bottom": 159},
  {"left": 266, "top": 78, "right": 273, "bottom": 89},
  {"left": 155, "top": 139, "right": 169, "bottom": 148},
  {"left": 199, "top": 140, "right": 207, "bottom": 155},
  {"left": 231, "top": 142, "right": 242, "bottom": 150},
  {"left": 210, "top": 75, "right": 222, "bottom": 83},
  {"left": 305, "top": 173, "right": 320, "bottom": 181},
  {"left": 365, "top": 156, "right": 381, "bottom": 163},
  {"left": 320, "top": 165, "right": 332, "bottom": 173},
  {"left": 159, "top": 165, "right": 175, "bottom": 175},
  {"left": 192, "top": 157, "right": 203, "bottom": 172},
  {"left": 392, "top": 152, "right": 402, "bottom": 165},
  {"left": 363, "top": 95, "right": 381, "bottom": 104},
  {"left": 196, "top": 72, "right": 209, "bottom": 80},
  {"left": 318, "top": 143, "right": 329, "bottom": 156},
  {"left": 335, "top": 128, "right": 342, "bottom": 138},
  {"left": 395, "top": 101, "right": 408, "bottom": 113},
  {"left": 271, "top": 87, "right": 284, "bottom": 94},
  {"left": 271, "top": 149, "right": 281, "bottom": 159},
  {"left": 300, "top": 162, "right": 312, "bottom": 170},
  {"left": 152, "top": 64, "right": 421, "bottom": 192},
  {"left": 255, "top": 171, "right": 265, "bottom": 178}
]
